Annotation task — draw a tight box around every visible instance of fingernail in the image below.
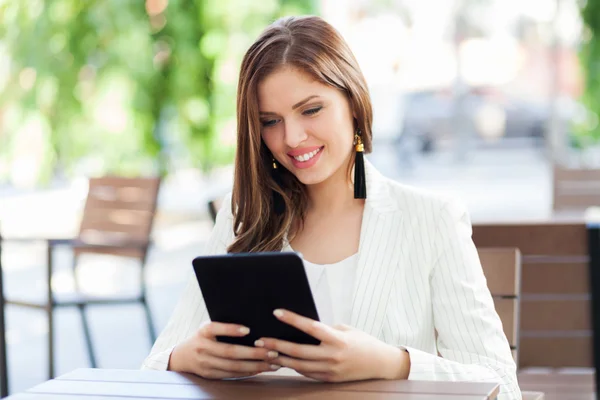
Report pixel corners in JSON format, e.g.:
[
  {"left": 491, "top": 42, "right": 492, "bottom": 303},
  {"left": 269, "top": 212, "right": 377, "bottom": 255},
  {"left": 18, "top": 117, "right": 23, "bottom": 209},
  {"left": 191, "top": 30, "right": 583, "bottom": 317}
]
[
  {"left": 239, "top": 327, "right": 250, "bottom": 335},
  {"left": 273, "top": 309, "right": 284, "bottom": 318},
  {"left": 268, "top": 351, "right": 278, "bottom": 358},
  {"left": 254, "top": 340, "right": 264, "bottom": 347},
  {"left": 270, "top": 364, "right": 280, "bottom": 370}
]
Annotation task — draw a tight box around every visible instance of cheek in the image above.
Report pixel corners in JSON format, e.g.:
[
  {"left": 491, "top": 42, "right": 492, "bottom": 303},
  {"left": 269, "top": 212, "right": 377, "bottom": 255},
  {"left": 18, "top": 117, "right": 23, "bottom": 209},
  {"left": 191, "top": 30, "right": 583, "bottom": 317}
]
[
  {"left": 317, "top": 118, "right": 353, "bottom": 150},
  {"left": 320, "top": 108, "right": 353, "bottom": 145},
  {"left": 261, "top": 130, "right": 280, "bottom": 153}
]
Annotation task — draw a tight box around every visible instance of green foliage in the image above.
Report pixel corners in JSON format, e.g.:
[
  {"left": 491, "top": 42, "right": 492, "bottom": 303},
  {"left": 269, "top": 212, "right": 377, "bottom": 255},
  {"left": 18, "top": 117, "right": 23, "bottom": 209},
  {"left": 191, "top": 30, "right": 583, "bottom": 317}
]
[
  {"left": 577, "top": 0, "right": 600, "bottom": 146},
  {"left": 0, "top": 0, "right": 317, "bottom": 183}
]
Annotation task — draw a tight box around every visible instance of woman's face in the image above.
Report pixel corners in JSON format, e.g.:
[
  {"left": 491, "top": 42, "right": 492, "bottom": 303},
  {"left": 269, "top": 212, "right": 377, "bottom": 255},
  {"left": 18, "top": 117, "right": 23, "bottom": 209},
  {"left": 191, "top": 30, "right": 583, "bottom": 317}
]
[{"left": 258, "top": 67, "right": 355, "bottom": 187}]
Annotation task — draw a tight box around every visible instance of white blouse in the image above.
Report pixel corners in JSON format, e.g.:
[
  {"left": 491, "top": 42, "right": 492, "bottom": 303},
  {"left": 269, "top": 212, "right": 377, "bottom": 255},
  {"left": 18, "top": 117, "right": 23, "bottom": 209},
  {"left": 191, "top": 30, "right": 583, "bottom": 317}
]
[
  {"left": 295, "top": 252, "right": 358, "bottom": 327},
  {"left": 266, "top": 249, "right": 358, "bottom": 376}
]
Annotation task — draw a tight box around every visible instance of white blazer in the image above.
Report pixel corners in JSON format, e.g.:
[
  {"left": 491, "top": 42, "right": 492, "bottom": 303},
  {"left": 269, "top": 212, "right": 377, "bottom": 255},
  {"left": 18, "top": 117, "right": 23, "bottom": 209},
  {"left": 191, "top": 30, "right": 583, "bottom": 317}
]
[{"left": 142, "top": 161, "right": 521, "bottom": 400}]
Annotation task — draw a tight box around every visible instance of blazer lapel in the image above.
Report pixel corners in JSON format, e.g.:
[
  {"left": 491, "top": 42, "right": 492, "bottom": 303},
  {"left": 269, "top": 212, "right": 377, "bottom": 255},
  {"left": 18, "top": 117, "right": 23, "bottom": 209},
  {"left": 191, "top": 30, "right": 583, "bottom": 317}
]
[{"left": 350, "top": 160, "right": 404, "bottom": 338}]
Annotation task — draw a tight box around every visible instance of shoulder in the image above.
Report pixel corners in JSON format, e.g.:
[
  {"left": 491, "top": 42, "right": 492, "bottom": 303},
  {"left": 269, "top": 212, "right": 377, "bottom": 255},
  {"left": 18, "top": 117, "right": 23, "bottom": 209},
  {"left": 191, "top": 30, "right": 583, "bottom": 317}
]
[
  {"left": 210, "top": 191, "right": 234, "bottom": 238},
  {"left": 213, "top": 192, "right": 234, "bottom": 221},
  {"left": 204, "top": 192, "right": 236, "bottom": 255},
  {"left": 366, "top": 168, "right": 471, "bottom": 240},
  {"left": 377, "top": 174, "right": 466, "bottom": 218}
]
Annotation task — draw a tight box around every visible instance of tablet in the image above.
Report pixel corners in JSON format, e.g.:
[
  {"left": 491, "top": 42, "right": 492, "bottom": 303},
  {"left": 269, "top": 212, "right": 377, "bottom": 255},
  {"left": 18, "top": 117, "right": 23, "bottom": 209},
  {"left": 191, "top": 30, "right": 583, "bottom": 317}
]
[{"left": 192, "top": 252, "right": 321, "bottom": 347}]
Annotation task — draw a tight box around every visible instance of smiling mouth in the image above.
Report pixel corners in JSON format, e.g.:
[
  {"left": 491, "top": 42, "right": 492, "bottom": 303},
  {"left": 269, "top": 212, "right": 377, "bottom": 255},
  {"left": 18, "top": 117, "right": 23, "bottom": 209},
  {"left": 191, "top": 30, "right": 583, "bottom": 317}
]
[{"left": 291, "top": 147, "right": 324, "bottom": 162}]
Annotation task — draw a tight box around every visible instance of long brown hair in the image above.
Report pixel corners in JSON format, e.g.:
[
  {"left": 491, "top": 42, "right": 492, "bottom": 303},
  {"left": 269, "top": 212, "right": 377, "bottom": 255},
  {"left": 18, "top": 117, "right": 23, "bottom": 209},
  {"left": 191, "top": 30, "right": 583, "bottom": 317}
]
[{"left": 228, "top": 15, "right": 373, "bottom": 253}]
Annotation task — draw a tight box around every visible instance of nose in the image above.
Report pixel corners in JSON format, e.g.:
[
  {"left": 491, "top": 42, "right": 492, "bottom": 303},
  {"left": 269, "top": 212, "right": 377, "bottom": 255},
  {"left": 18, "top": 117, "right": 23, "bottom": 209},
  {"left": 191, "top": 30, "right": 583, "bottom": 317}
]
[{"left": 283, "top": 121, "right": 308, "bottom": 148}]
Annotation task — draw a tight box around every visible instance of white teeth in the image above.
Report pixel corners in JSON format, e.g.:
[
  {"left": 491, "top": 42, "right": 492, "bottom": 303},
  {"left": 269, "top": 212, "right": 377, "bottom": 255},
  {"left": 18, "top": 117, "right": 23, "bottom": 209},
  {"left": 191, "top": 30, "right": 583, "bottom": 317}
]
[{"left": 293, "top": 148, "right": 321, "bottom": 162}]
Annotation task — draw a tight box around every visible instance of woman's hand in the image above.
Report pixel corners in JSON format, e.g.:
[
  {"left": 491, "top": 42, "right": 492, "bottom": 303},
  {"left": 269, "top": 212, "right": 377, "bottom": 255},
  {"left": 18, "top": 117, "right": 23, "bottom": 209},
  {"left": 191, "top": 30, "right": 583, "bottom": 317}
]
[
  {"left": 169, "top": 322, "right": 280, "bottom": 379},
  {"left": 255, "top": 309, "right": 411, "bottom": 382}
]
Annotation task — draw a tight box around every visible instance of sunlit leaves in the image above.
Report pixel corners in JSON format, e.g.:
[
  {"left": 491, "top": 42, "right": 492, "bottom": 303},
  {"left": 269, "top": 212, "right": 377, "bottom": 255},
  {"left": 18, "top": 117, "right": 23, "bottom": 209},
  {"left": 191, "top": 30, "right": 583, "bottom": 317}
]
[
  {"left": 577, "top": 0, "right": 600, "bottom": 145},
  {"left": 0, "top": 0, "right": 316, "bottom": 183}
]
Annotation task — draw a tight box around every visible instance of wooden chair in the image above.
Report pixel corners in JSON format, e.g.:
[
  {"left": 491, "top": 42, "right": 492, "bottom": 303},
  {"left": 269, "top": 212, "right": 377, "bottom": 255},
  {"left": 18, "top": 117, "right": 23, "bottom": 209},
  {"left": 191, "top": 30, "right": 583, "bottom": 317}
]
[
  {"left": 553, "top": 164, "right": 600, "bottom": 212},
  {"left": 478, "top": 247, "right": 546, "bottom": 400},
  {"left": 477, "top": 248, "right": 521, "bottom": 365},
  {"left": 3, "top": 176, "right": 160, "bottom": 379},
  {"left": 208, "top": 197, "right": 224, "bottom": 223},
  {"left": 473, "top": 222, "right": 590, "bottom": 369},
  {"left": 426, "top": 245, "right": 542, "bottom": 397}
]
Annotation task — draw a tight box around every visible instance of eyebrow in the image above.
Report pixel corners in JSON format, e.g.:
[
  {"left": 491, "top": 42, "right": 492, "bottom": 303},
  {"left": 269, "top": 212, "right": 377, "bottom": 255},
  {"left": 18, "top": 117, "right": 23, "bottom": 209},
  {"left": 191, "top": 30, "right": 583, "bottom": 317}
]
[{"left": 259, "top": 95, "right": 321, "bottom": 115}]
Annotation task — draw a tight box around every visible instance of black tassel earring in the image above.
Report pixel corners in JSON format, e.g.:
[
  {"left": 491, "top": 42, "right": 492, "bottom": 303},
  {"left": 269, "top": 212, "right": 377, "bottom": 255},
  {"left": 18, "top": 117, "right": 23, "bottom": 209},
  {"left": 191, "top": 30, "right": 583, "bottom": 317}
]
[
  {"left": 354, "top": 130, "right": 367, "bottom": 199},
  {"left": 271, "top": 158, "right": 286, "bottom": 215}
]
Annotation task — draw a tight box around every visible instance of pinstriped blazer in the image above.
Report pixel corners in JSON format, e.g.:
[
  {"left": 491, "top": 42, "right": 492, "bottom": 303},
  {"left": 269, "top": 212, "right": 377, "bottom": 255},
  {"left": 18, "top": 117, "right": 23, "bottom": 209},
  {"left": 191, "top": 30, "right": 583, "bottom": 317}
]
[{"left": 142, "top": 160, "right": 521, "bottom": 400}]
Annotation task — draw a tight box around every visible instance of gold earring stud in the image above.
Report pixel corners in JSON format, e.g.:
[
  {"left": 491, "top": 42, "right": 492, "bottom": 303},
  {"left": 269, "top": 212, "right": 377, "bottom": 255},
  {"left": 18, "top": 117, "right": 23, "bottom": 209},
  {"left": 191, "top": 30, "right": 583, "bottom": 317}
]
[{"left": 354, "top": 132, "right": 364, "bottom": 152}]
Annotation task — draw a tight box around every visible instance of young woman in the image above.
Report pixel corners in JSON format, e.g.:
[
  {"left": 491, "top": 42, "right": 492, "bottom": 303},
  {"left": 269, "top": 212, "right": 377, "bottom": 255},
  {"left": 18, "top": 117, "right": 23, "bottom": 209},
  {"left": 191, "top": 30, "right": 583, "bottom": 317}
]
[{"left": 142, "top": 15, "right": 521, "bottom": 400}]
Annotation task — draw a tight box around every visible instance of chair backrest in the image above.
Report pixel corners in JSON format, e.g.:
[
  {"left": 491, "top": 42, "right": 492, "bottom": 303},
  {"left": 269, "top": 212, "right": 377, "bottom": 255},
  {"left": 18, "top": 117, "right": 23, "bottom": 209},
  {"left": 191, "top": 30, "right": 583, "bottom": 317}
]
[
  {"left": 208, "top": 197, "right": 224, "bottom": 223},
  {"left": 76, "top": 176, "right": 161, "bottom": 261},
  {"left": 553, "top": 164, "right": 600, "bottom": 212},
  {"left": 478, "top": 248, "right": 521, "bottom": 365},
  {"left": 473, "top": 222, "right": 589, "bottom": 368}
]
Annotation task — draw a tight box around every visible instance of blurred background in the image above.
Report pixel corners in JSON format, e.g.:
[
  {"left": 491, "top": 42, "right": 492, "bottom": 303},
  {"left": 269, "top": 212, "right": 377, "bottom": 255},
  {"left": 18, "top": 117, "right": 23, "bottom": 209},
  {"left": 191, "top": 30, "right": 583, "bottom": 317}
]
[{"left": 0, "top": 0, "right": 599, "bottom": 394}]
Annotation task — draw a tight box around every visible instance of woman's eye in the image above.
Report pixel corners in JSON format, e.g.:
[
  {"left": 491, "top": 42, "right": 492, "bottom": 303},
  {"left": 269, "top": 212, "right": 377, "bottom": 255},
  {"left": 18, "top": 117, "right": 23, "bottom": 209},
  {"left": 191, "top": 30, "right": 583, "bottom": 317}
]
[
  {"left": 261, "top": 119, "right": 278, "bottom": 127},
  {"left": 303, "top": 106, "right": 322, "bottom": 116}
]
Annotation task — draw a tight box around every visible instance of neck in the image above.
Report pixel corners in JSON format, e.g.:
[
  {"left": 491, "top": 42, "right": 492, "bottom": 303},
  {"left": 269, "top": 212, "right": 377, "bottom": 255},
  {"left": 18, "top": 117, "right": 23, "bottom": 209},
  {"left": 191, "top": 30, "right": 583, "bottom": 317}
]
[{"left": 306, "top": 160, "right": 361, "bottom": 215}]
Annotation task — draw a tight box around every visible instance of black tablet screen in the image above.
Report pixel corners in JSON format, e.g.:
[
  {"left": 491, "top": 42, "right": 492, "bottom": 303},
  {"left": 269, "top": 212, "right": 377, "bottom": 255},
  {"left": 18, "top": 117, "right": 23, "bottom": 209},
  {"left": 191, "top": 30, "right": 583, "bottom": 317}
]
[{"left": 192, "top": 252, "right": 321, "bottom": 347}]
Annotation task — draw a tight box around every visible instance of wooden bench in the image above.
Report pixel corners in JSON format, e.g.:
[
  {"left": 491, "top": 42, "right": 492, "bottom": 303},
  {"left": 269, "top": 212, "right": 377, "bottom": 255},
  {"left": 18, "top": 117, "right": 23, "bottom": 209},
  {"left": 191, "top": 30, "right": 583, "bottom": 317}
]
[
  {"left": 553, "top": 164, "right": 600, "bottom": 212},
  {"left": 473, "top": 222, "right": 590, "bottom": 369},
  {"left": 519, "top": 371, "right": 593, "bottom": 400}
]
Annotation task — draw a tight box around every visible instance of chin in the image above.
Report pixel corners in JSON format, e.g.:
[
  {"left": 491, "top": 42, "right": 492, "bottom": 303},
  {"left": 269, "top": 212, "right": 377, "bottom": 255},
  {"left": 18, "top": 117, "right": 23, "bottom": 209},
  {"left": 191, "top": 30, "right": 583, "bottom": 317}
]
[
  {"left": 297, "top": 177, "right": 327, "bottom": 186},
  {"left": 291, "top": 169, "right": 332, "bottom": 186}
]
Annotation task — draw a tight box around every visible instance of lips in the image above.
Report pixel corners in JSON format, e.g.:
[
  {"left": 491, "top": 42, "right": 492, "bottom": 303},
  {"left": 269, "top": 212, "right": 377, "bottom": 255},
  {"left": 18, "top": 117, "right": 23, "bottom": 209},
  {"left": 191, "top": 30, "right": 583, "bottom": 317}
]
[
  {"left": 288, "top": 146, "right": 324, "bottom": 170},
  {"left": 287, "top": 146, "right": 323, "bottom": 158}
]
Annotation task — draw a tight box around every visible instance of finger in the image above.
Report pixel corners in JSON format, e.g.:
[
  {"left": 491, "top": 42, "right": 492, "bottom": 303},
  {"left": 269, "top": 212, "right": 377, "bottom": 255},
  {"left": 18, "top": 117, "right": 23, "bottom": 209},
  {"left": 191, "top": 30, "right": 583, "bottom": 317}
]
[
  {"left": 200, "top": 322, "right": 250, "bottom": 339},
  {"left": 255, "top": 338, "right": 327, "bottom": 360},
  {"left": 208, "top": 340, "right": 279, "bottom": 361},
  {"left": 208, "top": 355, "right": 280, "bottom": 374},
  {"left": 333, "top": 324, "right": 353, "bottom": 332},
  {"left": 273, "top": 309, "right": 338, "bottom": 343},
  {"left": 271, "top": 355, "right": 331, "bottom": 374}
]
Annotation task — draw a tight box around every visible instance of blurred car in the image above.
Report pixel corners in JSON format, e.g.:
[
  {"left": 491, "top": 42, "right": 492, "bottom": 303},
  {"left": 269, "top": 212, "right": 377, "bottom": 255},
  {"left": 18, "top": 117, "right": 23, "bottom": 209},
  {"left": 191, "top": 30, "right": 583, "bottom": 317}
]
[{"left": 399, "top": 86, "right": 575, "bottom": 153}]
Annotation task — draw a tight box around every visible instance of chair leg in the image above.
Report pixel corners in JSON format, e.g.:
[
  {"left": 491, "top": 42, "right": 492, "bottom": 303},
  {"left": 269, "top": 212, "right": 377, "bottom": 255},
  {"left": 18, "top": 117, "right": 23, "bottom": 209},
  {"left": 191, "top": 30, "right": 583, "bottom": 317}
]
[
  {"left": 78, "top": 305, "right": 97, "bottom": 368},
  {"left": 47, "top": 307, "right": 54, "bottom": 380},
  {"left": 46, "top": 243, "right": 55, "bottom": 380},
  {"left": 141, "top": 298, "right": 156, "bottom": 344}
]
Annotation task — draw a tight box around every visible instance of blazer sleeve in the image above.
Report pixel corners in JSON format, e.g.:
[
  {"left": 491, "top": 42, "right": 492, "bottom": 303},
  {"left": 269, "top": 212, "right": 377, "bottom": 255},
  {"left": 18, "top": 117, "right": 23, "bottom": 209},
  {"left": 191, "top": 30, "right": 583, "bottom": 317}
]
[
  {"left": 141, "top": 193, "right": 234, "bottom": 371},
  {"left": 403, "top": 198, "right": 522, "bottom": 400}
]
